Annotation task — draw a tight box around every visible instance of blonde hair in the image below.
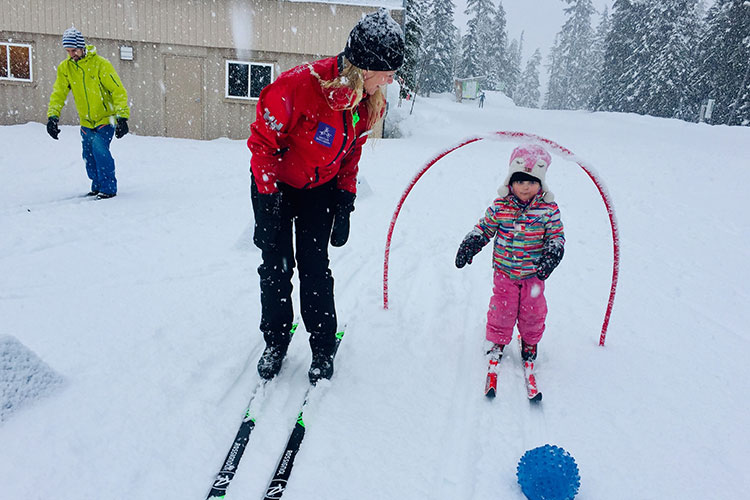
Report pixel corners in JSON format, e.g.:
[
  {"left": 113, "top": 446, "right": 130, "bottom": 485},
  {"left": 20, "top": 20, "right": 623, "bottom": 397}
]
[{"left": 320, "top": 57, "right": 386, "bottom": 129}]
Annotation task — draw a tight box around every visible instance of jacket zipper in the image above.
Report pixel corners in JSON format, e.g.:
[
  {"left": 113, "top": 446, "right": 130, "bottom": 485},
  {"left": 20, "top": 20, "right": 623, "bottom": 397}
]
[
  {"left": 73, "top": 59, "right": 93, "bottom": 127},
  {"left": 303, "top": 109, "right": 351, "bottom": 189}
]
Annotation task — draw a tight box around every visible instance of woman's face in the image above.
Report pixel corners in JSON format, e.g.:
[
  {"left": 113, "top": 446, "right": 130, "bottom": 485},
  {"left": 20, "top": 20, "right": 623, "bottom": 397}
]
[{"left": 363, "top": 70, "right": 395, "bottom": 95}]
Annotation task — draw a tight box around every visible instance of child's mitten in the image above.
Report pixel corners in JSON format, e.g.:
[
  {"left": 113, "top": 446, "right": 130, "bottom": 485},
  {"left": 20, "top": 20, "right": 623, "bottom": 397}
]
[
  {"left": 455, "top": 230, "right": 489, "bottom": 268},
  {"left": 535, "top": 240, "right": 564, "bottom": 280}
]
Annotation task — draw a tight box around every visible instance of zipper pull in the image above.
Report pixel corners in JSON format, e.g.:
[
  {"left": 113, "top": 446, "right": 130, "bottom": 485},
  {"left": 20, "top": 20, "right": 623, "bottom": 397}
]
[{"left": 352, "top": 109, "right": 360, "bottom": 128}]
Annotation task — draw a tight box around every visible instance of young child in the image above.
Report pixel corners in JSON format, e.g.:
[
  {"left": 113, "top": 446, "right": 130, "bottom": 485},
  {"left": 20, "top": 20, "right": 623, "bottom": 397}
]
[{"left": 455, "top": 144, "right": 565, "bottom": 373}]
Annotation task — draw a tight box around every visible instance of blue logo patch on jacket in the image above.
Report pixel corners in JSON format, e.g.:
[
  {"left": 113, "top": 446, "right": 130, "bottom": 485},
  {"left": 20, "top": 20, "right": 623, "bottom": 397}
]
[{"left": 314, "top": 122, "right": 336, "bottom": 147}]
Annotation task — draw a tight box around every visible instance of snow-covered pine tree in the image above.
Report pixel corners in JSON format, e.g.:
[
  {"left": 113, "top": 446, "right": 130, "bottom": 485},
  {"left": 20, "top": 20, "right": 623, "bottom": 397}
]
[
  {"left": 545, "top": 0, "right": 596, "bottom": 110},
  {"left": 452, "top": 28, "right": 463, "bottom": 86},
  {"left": 397, "top": 0, "right": 426, "bottom": 98},
  {"left": 421, "top": 0, "right": 459, "bottom": 94},
  {"left": 505, "top": 35, "right": 523, "bottom": 99},
  {"left": 515, "top": 48, "right": 542, "bottom": 108},
  {"left": 690, "top": 0, "right": 750, "bottom": 125},
  {"left": 460, "top": 0, "right": 496, "bottom": 78},
  {"left": 594, "top": 0, "right": 648, "bottom": 113},
  {"left": 486, "top": 0, "right": 509, "bottom": 92},
  {"left": 587, "top": 5, "right": 610, "bottom": 109},
  {"left": 636, "top": 0, "right": 700, "bottom": 118}
]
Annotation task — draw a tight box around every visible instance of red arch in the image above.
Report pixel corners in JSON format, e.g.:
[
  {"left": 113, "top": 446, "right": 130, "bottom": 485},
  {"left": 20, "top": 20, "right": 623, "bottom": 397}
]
[{"left": 382, "top": 131, "right": 619, "bottom": 346}]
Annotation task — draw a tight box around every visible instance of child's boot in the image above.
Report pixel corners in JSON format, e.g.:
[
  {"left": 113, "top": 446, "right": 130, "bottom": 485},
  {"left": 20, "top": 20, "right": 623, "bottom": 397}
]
[
  {"left": 486, "top": 342, "right": 505, "bottom": 357},
  {"left": 484, "top": 342, "right": 505, "bottom": 398},
  {"left": 521, "top": 339, "right": 537, "bottom": 361}
]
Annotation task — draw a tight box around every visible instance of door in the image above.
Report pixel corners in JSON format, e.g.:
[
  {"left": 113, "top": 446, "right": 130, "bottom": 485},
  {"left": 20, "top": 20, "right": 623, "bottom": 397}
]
[{"left": 165, "top": 56, "right": 204, "bottom": 140}]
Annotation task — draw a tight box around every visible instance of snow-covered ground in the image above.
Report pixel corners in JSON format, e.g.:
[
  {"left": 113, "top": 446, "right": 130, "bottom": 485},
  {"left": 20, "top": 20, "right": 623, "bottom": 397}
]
[{"left": 1, "top": 88, "right": 749, "bottom": 500}]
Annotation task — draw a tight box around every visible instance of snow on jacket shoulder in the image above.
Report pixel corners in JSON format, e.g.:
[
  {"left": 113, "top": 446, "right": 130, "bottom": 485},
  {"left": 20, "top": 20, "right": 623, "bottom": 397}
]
[
  {"left": 476, "top": 194, "right": 565, "bottom": 280},
  {"left": 47, "top": 45, "right": 129, "bottom": 129},
  {"left": 247, "top": 55, "right": 373, "bottom": 194}
]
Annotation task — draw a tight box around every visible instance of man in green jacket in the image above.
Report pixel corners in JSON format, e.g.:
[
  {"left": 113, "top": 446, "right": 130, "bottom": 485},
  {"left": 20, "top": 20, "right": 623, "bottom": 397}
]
[{"left": 47, "top": 27, "right": 130, "bottom": 199}]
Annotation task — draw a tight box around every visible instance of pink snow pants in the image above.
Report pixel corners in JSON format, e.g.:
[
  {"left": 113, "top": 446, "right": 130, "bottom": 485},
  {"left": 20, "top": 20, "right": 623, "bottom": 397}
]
[{"left": 486, "top": 270, "right": 547, "bottom": 346}]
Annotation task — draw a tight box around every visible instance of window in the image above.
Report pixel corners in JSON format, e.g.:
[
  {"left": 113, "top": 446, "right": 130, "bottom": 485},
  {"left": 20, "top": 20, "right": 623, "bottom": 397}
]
[
  {"left": 225, "top": 60, "right": 272, "bottom": 100},
  {"left": 0, "top": 42, "right": 32, "bottom": 82}
]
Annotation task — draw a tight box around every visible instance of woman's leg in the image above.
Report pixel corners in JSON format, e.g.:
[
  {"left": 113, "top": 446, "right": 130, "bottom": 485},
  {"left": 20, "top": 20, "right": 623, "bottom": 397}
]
[
  {"left": 293, "top": 182, "right": 337, "bottom": 354},
  {"left": 252, "top": 181, "right": 296, "bottom": 349}
]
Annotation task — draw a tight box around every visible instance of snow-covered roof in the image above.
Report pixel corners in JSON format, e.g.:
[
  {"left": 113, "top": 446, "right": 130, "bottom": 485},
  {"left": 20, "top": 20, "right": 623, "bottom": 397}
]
[{"left": 286, "top": 0, "right": 403, "bottom": 10}]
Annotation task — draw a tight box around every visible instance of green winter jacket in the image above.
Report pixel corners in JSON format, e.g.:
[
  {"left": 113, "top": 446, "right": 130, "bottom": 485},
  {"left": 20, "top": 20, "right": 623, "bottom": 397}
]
[{"left": 47, "top": 45, "right": 129, "bottom": 128}]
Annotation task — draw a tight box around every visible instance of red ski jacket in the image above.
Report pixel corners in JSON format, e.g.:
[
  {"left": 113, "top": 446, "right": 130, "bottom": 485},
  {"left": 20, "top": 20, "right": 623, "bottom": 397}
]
[{"left": 247, "top": 55, "right": 378, "bottom": 195}]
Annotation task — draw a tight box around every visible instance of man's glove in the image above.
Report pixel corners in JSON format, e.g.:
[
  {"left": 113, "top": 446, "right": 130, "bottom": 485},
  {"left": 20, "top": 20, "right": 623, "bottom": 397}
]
[
  {"left": 330, "top": 189, "right": 356, "bottom": 247},
  {"left": 455, "top": 230, "right": 489, "bottom": 268},
  {"left": 46, "top": 117, "right": 60, "bottom": 140},
  {"left": 535, "top": 240, "right": 564, "bottom": 280},
  {"left": 253, "top": 191, "right": 282, "bottom": 252},
  {"left": 115, "top": 117, "right": 129, "bottom": 139}
]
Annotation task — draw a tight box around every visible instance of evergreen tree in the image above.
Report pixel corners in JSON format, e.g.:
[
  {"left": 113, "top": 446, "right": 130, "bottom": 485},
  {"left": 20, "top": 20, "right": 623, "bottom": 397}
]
[
  {"left": 453, "top": 28, "right": 463, "bottom": 83},
  {"left": 638, "top": 0, "right": 700, "bottom": 118},
  {"left": 460, "top": 0, "right": 496, "bottom": 78},
  {"left": 691, "top": 0, "right": 750, "bottom": 125},
  {"left": 594, "top": 0, "right": 648, "bottom": 112},
  {"left": 487, "top": 1, "right": 509, "bottom": 91},
  {"left": 588, "top": 6, "right": 610, "bottom": 109},
  {"left": 397, "top": 0, "right": 426, "bottom": 98},
  {"left": 515, "top": 48, "right": 542, "bottom": 108},
  {"left": 595, "top": 0, "right": 701, "bottom": 118},
  {"left": 545, "top": 0, "right": 596, "bottom": 110},
  {"left": 422, "top": 0, "right": 459, "bottom": 94},
  {"left": 499, "top": 34, "right": 522, "bottom": 99},
  {"left": 544, "top": 34, "right": 563, "bottom": 108}
]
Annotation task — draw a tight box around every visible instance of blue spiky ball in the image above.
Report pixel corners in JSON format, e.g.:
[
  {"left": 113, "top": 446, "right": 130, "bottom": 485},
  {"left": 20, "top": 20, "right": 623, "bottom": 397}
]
[{"left": 517, "top": 444, "right": 580, "bottom": 500}]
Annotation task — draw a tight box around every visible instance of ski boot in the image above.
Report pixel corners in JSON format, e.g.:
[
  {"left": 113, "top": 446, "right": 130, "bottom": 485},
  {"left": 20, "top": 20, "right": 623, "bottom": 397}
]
[
  {"left": 257, "top": 343, "right": 288, "bottom": 380},
  {"left": 521, "top": 340, "right": 537, "bottom": 361}
]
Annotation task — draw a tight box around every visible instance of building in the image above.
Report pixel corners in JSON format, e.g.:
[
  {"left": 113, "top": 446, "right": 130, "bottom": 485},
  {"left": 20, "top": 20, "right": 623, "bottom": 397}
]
[
  {"left": 454, "top": 76, "right": 486, "bottom": 103},
  {"left": 0, "top": 0, "right": 403, "bottom": 140}
]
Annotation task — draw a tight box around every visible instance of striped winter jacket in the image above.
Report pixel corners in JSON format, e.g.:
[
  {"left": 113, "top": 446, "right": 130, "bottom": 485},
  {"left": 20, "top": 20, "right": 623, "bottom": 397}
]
[{"left": 475, "top": 193, "right": 565, "bottom": 280}]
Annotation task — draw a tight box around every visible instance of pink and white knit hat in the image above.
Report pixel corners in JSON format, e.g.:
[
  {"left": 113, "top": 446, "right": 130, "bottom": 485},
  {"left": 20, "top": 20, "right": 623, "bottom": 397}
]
[{"left": 498, "top": 145, "right": 554, "bottom": 202}]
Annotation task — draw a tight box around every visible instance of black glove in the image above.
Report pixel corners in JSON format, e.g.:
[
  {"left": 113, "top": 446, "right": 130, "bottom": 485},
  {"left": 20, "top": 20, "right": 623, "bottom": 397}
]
[
  {"left": 455, "top": 231, "right": 489, "bottom": 268},
  {"left": 46, "top": 116, "right": 60, "bottom": 140},
  {"left": 115, "top": 117, "right": 129, "bottom": 139},
  {"left": 252, "top": 191, "right": 282, "bottom": 252},
  {"left": 330, "top": 189, "right": 356, "bottom": 247},
  {"left": 535, "top": 240, "right": 564, "bottom": 280}
]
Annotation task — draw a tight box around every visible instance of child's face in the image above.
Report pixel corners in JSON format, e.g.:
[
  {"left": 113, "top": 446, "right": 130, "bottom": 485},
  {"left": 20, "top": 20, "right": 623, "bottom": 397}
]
[{"left": 511, "top": 180, "right": 541, "bottom": 202}]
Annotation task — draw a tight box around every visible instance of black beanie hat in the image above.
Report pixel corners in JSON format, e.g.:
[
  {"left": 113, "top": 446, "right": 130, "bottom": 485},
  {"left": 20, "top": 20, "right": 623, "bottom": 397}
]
[{"left": 344, "top": 8, "right": 405, "bottom": 71}]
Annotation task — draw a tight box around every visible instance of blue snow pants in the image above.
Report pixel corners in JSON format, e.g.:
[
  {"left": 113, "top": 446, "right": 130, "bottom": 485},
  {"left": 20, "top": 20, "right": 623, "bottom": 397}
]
[{"left": 80, "top": 125, "right": 117, "bottom": 195}]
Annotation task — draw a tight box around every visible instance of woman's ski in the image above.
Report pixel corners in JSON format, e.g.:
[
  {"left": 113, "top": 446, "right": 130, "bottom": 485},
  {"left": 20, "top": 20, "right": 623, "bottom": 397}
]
[
  {"left": 262, "top": 329, "right": 345, "bottom": 500},
  {"left": 205, "top": 322, "right": 300, "bottom": 500}
]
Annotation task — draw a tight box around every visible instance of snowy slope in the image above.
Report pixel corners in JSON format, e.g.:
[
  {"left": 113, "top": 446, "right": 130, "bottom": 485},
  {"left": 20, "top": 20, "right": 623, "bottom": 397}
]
[{"left": 1, "top": 90, "right": 749, "bottom": 500}]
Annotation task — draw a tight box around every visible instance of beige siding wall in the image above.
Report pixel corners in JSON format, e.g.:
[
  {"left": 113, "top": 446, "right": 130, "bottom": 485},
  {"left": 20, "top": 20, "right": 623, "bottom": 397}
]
[
  {"left": 1, "top": 1, "right": 398, "bottom": 139},
  {"left": 1, "top": 0, "right": 373, "bottom": 55}
]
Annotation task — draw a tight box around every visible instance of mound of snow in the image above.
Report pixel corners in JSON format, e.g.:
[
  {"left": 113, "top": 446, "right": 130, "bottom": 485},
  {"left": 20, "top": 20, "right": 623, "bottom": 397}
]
[{"left": 1, "top": 335, "right": 64, "bottom": 423}]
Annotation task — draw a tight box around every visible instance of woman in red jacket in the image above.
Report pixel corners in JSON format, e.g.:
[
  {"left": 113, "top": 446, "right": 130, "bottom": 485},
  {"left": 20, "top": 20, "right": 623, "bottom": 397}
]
[{"left": 247, "top": 9, "right": 404, "bottom": 383}]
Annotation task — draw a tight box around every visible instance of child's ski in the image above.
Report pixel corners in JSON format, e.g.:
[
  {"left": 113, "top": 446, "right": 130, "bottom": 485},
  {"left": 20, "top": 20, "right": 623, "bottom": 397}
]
[
  {"left": 518, "top": 334, "right": 542, "bottom": 402},
  {"left": 522, "top": 359, "right": 542, "bottom": 401},
  {"left": 484, "top": 345, "right": 503, "bottom": 398}
]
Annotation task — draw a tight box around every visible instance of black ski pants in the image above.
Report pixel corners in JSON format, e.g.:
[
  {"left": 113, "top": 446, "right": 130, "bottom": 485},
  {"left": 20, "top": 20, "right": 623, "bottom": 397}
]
[{"left": 251, "top": 178, "right": 338, "bottom": 355}]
